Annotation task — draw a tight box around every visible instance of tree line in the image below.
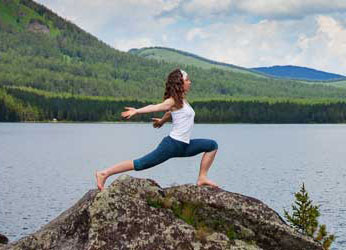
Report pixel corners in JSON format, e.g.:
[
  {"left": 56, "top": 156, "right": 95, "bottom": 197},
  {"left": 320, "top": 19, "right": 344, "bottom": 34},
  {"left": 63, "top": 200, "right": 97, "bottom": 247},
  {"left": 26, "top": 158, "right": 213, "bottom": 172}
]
[{"left": 2, "top": 86, "right": 346, "bottom": 123}]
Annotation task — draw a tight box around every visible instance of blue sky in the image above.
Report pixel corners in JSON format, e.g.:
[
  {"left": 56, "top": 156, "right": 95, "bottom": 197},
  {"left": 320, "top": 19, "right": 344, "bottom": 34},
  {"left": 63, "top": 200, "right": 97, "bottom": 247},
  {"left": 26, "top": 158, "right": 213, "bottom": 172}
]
[{"left": 36, "top": 0, "right": 346, "bottom": 75}]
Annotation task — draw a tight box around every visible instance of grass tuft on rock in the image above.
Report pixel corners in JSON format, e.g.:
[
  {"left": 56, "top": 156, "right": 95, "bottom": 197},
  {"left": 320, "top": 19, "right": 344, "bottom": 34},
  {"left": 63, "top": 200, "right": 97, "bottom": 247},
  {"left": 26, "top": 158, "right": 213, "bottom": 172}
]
[{"left": 146, "top": 195, "right": 241, "bottom": 242}]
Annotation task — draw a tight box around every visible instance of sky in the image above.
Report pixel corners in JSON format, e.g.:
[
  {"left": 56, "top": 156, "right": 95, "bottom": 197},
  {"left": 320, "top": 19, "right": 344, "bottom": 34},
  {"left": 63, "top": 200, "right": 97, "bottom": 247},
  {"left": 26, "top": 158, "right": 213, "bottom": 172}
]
[{"left": 35, "top": 0, "right": 346, "bottom": 76}]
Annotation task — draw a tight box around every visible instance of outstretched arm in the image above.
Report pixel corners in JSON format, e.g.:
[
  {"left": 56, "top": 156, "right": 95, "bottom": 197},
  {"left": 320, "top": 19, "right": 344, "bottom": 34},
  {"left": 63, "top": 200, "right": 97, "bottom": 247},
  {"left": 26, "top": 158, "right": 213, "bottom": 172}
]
[{"left": 121, "top": 98, "right": 175, "bottom": 120}]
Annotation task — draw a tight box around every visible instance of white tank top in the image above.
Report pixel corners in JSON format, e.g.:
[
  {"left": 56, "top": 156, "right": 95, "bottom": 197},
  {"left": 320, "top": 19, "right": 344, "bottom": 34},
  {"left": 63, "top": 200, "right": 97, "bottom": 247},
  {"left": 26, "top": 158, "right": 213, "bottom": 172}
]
[{"left": 169, "top": 99, "right": 195, "bottom": 144}]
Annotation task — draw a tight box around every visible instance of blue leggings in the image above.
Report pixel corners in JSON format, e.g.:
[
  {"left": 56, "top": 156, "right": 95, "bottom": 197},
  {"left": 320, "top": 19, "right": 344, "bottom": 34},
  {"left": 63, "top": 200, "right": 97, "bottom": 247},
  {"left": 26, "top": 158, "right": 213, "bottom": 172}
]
[{"left": 133, "top": 136, "right": 218, "bottom": 171}]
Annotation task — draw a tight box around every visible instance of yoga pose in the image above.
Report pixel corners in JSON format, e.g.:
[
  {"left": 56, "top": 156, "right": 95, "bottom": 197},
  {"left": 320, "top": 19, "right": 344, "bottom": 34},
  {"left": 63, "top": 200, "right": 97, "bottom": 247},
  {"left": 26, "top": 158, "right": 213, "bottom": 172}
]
[{"left": 95, "top": 69, "right": 219, "bottom": 191}]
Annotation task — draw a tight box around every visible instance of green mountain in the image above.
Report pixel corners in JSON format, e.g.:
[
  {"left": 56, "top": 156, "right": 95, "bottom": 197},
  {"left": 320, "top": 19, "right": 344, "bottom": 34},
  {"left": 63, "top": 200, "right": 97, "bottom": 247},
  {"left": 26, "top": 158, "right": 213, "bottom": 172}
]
[{"left": 2, "top": 0, "right": 346, "bottom": 100}]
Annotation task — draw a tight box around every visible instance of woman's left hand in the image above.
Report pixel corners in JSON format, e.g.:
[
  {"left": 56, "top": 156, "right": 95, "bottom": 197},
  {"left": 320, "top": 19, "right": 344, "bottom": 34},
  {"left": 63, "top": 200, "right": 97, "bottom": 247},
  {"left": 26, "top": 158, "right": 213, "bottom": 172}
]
[
  {"left": 152, "top": 118, "right": 163, "bottom": 128},
  {"left": 121, "top": 107, "right": 137, "bottom": 119}
]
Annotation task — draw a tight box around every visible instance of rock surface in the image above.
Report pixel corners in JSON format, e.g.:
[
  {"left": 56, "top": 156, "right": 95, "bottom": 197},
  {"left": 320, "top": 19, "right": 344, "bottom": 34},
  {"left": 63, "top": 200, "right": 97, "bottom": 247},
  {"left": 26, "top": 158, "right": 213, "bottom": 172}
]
[
  {"left": 0, "top": 234, "right": 8, "bottom": 245},
  {"left": 0, "top": 175, "right": 323, "bottom": 250},
  {"left": 27, "top": 21, "right": 50, "bottom": 34}
]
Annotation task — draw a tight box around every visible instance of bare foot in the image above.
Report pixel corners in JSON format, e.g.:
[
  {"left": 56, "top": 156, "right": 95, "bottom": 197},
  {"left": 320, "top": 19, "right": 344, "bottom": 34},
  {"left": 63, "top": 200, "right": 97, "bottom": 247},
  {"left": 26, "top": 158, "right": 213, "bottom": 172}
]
[
  {"left": 197, "top": 176, "right": 219, "bottom": 188},
  {"left": 95, "top": 171, "right": 107, "bottom": 191}
]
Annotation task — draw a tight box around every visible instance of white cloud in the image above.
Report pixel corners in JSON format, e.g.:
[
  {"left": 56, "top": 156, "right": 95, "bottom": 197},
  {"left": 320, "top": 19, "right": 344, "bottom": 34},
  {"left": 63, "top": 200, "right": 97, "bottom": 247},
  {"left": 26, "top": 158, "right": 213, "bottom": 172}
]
[
  {"left": 161, "top": 0, "right": 182, "bottom": 12},
  {"left": 183, "top": 0, "right": 233, "bottom": 18},
  {"left": 292, "top": 16, "right": 346, "bottom": 73},
  {"left": 186, "top": 19, "right": 299, "bottom": 66},
  {"left": 160, "top": 0, "right": 346, "bottom": 20},
  {"left": 36, "top": 0, "right": 179, "bottom": 45},
  {"left": 162, "top": 34, "right": 168, "bottom": 43},
  {"left": 186, "top": 28, "right": 209, "bottom": 41},
  {"left": 181, "top": 15, "right": 346, "bottom": 75},
  {"left": 236, "top": 0, "right": 346, "bottom": 19}
]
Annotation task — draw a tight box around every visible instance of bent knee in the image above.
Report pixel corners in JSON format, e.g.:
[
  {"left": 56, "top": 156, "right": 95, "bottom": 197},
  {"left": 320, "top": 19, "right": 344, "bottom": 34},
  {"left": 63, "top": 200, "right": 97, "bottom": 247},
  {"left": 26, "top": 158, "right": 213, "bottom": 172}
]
[
  {"left": 133, "top": 159, "right": 157, "bottom": 171},
  {"left": 207, "top": 140, "right": 218, "bottom": 152},
  {"left": 133, "top": 159, "right": 143, "bottom": 171}
]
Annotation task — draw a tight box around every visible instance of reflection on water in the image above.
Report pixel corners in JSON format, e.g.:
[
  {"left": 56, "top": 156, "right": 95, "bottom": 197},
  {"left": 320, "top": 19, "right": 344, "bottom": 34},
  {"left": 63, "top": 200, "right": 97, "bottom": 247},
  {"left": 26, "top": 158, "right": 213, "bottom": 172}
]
[{"left": 0, "top": 123, "right": 345, "bottom": 249}]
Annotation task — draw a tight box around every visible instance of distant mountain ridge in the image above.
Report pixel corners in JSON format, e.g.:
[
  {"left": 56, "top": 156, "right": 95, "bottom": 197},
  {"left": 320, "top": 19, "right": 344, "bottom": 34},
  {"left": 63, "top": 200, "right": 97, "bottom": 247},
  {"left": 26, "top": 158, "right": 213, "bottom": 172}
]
[
  {"left": 252, "top": 65, "right": 346, "bottom": 81},
  {"left": 131, "top": 47, "right": 346, "bottom": 82},
  {"left": 129, "top": 46, "right": 268, "bottom": 78}
]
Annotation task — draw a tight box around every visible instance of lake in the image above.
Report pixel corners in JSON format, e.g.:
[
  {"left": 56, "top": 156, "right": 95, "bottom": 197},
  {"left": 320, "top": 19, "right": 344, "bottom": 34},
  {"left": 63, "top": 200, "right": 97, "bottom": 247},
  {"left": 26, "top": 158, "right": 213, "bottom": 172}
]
[{"left": 0, "top": 123, "right": 345, "bottom": 249}]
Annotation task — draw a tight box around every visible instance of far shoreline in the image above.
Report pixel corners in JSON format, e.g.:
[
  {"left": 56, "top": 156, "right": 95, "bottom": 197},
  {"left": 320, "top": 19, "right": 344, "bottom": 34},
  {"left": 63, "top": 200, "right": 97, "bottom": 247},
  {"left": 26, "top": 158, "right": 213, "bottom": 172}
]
[{"left": 1, "top": 121, "right": 346, "bottom": 125}]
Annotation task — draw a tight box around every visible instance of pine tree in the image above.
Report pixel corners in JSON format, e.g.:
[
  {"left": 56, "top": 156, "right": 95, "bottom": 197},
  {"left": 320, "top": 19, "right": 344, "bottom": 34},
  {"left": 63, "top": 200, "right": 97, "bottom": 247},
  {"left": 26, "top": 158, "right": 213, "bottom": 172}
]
[{"left": 284, "top": 183, "right": 335, "bottom": 250}]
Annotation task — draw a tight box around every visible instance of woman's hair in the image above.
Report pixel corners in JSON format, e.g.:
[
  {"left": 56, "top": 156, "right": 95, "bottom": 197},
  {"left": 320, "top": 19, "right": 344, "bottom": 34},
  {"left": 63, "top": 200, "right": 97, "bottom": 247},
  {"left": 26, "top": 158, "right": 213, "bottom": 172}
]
[{"left": 163, "top": 68, "right": 185, "bottom": 109}]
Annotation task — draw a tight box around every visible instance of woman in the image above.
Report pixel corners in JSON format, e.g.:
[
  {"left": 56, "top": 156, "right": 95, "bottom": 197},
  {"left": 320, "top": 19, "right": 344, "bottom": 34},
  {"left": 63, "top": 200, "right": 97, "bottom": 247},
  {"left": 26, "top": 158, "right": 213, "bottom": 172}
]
[{"left": 95, "top": 69, "right": 219, "bottom": 191}]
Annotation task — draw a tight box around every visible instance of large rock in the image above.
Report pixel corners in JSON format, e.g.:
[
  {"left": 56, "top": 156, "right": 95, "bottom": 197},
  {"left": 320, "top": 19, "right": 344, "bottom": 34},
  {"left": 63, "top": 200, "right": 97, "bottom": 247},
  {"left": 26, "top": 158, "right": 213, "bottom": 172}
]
[
  {"left": 0, "top": 175, "right": 322, "bottom": 250},
  {"left": 0, "top": 234, "right": 8, "bottom": 245},
  {"left": 27, "top": 20, "right": 50, "bottom": 34}
]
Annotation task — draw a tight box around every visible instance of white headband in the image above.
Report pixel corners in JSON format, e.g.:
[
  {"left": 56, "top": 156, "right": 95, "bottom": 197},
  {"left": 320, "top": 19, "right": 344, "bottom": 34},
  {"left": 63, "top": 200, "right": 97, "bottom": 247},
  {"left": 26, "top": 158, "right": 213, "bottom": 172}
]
[{"left": 180, "top": 69, "right": 188, "bottom": 80}]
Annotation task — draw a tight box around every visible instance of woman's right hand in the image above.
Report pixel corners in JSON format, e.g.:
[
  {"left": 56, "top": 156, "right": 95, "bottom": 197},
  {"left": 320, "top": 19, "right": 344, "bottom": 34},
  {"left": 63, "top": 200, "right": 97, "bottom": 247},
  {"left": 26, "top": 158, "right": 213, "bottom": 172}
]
[
  {"left": 152, "top": 118, "right": 163, "bottom": 128},
  {"left": 121, "top": 107, "right": 137, "bottom": 120}
]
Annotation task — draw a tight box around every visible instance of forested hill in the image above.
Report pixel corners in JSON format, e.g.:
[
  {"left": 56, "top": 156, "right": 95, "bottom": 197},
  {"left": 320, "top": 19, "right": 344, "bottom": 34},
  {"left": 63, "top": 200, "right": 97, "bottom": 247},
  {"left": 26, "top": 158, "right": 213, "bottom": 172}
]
[{"left": 2, "top": 0, "right": 346, "bottom": 101}]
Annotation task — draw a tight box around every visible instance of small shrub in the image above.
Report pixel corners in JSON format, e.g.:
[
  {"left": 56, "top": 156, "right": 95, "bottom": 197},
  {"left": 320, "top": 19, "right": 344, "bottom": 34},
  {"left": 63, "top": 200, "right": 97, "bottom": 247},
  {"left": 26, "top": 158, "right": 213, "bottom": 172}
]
[
  {"left": 181, "top": 202, "right": 199, "bottom": 225},
  {"left": 284, "top": 183, "right": 335, "bottom": 250},
  {"left": 146, "top": 197, "right": 163, "bottom": 208},
  {"left": 226, "top": 224, "right": 237, "bottom": 240}
]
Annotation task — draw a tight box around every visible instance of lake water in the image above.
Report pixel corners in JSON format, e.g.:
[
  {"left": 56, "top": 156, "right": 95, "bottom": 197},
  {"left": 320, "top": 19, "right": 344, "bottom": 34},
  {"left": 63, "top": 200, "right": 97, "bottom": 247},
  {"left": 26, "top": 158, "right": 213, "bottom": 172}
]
[{"left": 0, "top": 123, "right": 345, "bottom": 249}]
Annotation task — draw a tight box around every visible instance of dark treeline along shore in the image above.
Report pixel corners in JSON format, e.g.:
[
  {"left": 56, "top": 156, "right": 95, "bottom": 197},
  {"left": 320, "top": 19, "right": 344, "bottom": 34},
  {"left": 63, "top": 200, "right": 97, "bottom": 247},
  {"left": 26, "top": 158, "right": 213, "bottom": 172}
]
[
  {"left": 1, "top": 0, "right": 346, "bottom": 123},
  {"left": 2, "top": 86, "right": 346, "bottom": 123}
]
